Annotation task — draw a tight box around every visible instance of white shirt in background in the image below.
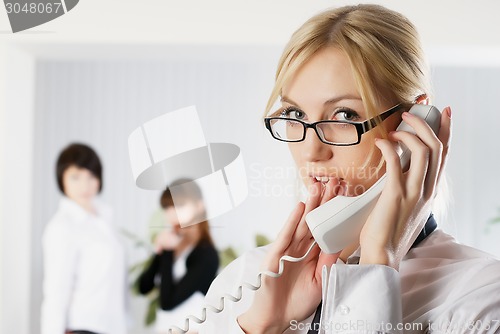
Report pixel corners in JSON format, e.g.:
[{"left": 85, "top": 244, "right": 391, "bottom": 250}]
[{"left": 41, "top": 197, "right": 127, "bottom": 334}]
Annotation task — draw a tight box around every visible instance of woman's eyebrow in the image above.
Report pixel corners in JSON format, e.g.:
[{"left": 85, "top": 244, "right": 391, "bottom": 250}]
[
  {"left": 323, "top": 94, "right": 362, "bottom": 105},
  {"left": 281, "top": 94, "right": 362, "bottom": 108},
  {"left": 280, "top": 96, "right": 301, "bottom": 107}
]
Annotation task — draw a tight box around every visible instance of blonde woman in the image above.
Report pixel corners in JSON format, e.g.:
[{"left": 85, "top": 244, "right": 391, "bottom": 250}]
[{"left": 200, "top": 4, "right": 500, "bottom": 334}]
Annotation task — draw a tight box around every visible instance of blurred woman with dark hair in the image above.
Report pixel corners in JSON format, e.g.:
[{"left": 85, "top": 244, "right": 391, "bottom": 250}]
[
  {"left": 41, "top": 143, "right": 127, "bottom": 334},
  {"left": 138, "top": 178, "right": 219, "bottom": 334}
]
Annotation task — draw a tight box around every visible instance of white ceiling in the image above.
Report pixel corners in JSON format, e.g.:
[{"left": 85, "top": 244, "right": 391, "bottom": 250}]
[{"left": 0, "top": 0, "right": 499, "bottom": 47}]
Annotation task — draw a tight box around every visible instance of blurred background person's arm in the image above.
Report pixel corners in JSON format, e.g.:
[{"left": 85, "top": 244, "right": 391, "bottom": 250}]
[{"left": 40, "top": 218, "right": 77, "bottom": 334}]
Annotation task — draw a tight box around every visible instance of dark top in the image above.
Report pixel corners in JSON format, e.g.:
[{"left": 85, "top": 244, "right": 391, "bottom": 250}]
[{"left": 138, "top": 239, "right": 219, "bottom": 311}]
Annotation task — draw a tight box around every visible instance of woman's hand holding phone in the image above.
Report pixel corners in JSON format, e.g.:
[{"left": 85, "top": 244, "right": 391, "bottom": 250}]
[
  {"left": 359, "top": 106, "right": 452, "bottom": 270},
  {"left": 154, "top": 229, "right": 182, "bottom": 254},
  {"left": 237, "top": 179, "right": 342, "bottom": 333}
]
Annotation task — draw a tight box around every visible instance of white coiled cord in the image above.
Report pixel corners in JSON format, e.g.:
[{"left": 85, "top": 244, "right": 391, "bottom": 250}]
[{"left": 167, "top": 240, "right": 318, "bottom": 334}]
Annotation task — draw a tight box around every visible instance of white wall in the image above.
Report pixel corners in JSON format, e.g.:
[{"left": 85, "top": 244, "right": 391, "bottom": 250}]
[
  {"left": 431, "top": 65, "right": 500, "bottom": 251},
  {"left": 1, "top": 0, "right": 500, "bottom": 47},
  {"left": 0, "top": 46, "right": 36, "bottom": 334}
]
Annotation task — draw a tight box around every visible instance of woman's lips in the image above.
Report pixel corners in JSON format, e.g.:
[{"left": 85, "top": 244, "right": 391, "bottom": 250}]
[
  {"left": 307, "top": 176, "right": 348, "bottom": 196},
  {"left": 309, "top": 175, "right": 335, "bottom": 184}
]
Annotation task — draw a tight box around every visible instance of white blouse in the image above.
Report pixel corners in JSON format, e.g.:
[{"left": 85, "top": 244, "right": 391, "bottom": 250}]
[
  {"left": 41, "top": 197, "right": 127, "bottom": 334},
  {"left": 199, "top": 229, "right": 500, "bottom": 333}
]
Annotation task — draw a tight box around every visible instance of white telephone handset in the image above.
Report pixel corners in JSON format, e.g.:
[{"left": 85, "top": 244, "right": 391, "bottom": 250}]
[{"left": 305, "top": 104, "right": 441, "bottom": 254}]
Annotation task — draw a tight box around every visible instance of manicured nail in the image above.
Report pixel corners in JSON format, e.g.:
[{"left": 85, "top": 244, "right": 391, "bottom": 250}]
[{"left": 446, "top": 106, "right": 452, "bottom": 118}]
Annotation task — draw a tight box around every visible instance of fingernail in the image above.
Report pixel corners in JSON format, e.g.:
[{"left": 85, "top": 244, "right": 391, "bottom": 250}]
[
  {"left": 402, "top": 111, "right": 412, "bottom": 118},
  {"left": 446, "top": 106, "right": 452, "bottom": 119}
]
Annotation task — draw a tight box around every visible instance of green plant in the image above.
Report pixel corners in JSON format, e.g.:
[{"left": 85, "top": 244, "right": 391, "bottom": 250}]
[
  {"left": 121, "top": 228, "right": 159, "bottom": 326},
  {"left": 218, "top": 233, "right": 271, "bottom": 268},
  {"left": 129, "top": 254, "right": 160, "bottom": 326},
  {"left": 490, "top": 209, "right": 500, "bottom": 225},
  {"left": 255, "top": 233, "right": 271, "bottom": 247},
  {"left": 485, "top": 208, "right": 500, "bottom": 234},
  {"left": 219, "top": 247, "right": 238, "bottom": 268}
]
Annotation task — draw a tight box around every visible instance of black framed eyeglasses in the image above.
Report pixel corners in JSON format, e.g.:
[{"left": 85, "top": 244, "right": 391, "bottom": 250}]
[{"left": 264, "top": 103, "right": 405, "bottom": 146}]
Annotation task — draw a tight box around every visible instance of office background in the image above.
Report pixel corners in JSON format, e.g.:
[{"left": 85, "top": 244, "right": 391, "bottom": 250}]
[{"left": 1, "top": 1, "right": 500, "bottom": 333}]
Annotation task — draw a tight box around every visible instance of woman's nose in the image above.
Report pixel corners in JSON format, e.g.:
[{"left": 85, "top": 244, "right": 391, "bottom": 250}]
[{"left": 301, "top": 127, "right": 333, "bottom": 162}]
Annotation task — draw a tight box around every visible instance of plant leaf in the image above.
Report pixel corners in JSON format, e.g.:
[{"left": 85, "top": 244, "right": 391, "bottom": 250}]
[
  {"left": 255, "top": 233, "right": 271, "bottom": 247},
  {"left": 219, "top": 247, "right": 238, "bottom": 268},
  {"left": 146, "top": 295, "right": 160, "bottom": 326},
  {"left": 489, "top": 217, "right": 500, "bottom": 224}
]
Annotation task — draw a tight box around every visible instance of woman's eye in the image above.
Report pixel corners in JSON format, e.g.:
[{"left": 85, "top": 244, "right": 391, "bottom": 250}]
[
  {"left": 333, "top": 108, "right": 360, "bottom": 121},
  {"left": 280, "top": 107, "right": 306, "bottom": 120}
]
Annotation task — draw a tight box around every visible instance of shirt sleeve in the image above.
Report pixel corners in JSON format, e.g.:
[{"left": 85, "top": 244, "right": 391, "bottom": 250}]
[
  {"left": 159, "top": 244, "right": 219, "bottom": 311},
  {"left": 137, "top": 253, "right": 161, "bottom": 295},
  {"left": 40, "top": 221, "right": 78, "bottom": 334},
  {"left": 319, "top": 264, "right": 402, "bottom": 334}
]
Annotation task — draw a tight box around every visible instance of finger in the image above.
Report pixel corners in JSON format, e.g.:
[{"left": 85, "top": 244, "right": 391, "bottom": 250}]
[
  {"left": 273, "top": 201, "right": 305, "bottom": 253},
  {"left": 401, "top": 110, "right": 441, "bottom": 143},
  {"left": 400, "top": 111, "right": 443, "bottom": 199},
  {"left": 295, "top": 182, "right": 323, "bottom": 240},
  {"left": 374, "top": 138, "right": 404, "bottom": 187},
  {"left": 388, "top": 131, "right": 430, "bottom": 196},
  {"left": 338, "top": 178, "right": 348, "bottom": 196},
  {"left": 436, "top": 106, "right": 452, "bottom": 188},
  {"left": 320, "top": 177, "right": 340, "bottom": 205}
]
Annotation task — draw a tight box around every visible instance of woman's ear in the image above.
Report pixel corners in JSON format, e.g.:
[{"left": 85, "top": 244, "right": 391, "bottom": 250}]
[{"left": 415, "top": 94, "right": 429, "bottom": 105}]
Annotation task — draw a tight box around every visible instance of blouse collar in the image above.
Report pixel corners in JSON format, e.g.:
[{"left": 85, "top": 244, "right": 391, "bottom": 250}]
[{"left": 58, "top": 196, "right": 112, "bottom": 223}]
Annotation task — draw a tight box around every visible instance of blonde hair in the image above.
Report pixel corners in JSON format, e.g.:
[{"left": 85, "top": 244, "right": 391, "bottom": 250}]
[
  {"left": 268, "top": 4, "right": 450, "bottom": 223},
  {"left": 265, "top": 4, "right": 431, "bottom": 122}
]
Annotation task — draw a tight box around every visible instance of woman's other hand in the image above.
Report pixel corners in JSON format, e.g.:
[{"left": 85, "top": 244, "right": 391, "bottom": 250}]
[
  {"left": 360, "top": 106, "right": 452, "bottom": 270},
  {"left": 154, "top": 228, "right": 182, "bottom": 254},
  {"left": 237, "top": 179, "right": 342, "bottom": 334}
]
